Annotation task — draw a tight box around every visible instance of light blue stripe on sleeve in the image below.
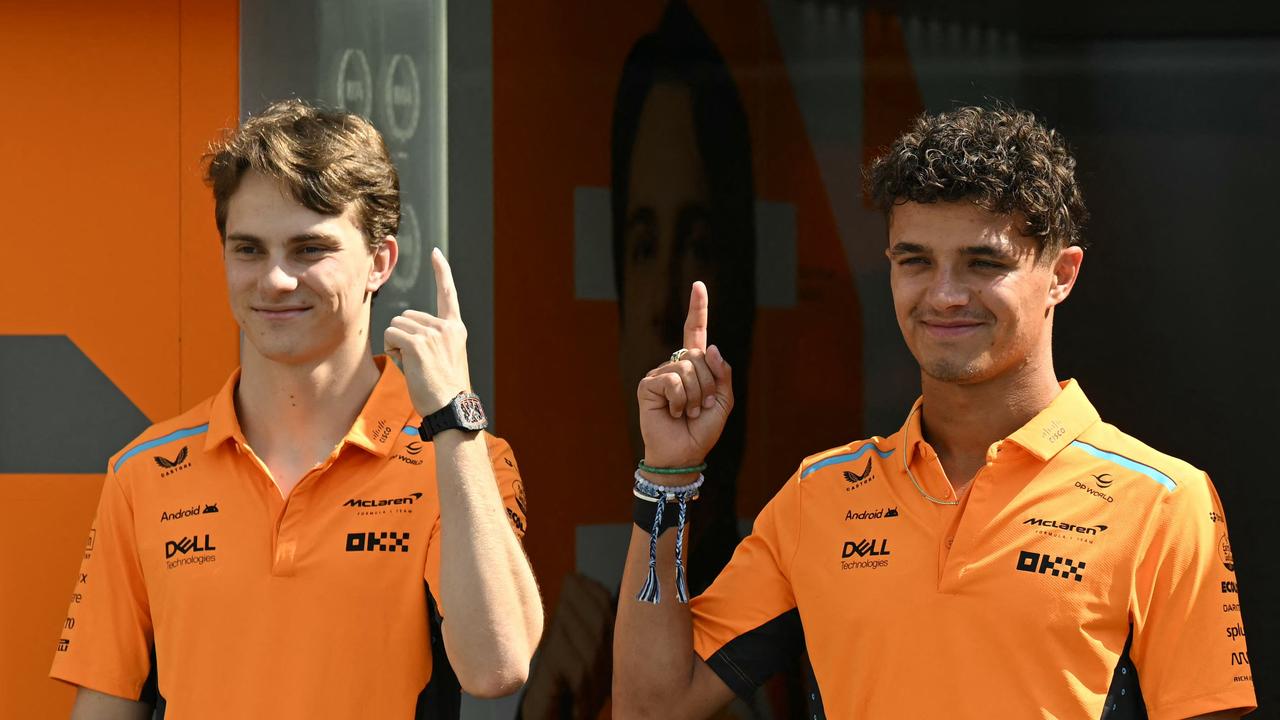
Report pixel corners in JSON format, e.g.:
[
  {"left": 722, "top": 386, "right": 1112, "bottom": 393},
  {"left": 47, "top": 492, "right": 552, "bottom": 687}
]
[
  {"left": 113, "top": 424, "right": 210, "bottom": 473},
  {"left": 1070, "top": 440, "right": 1177, "bottom": 491},
  {"left": 800, "top": 444, "right": 894, "bottom": 479}
]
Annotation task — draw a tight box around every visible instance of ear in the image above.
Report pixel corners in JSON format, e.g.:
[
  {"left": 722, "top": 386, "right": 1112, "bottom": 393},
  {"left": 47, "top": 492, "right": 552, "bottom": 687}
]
[
  {"left": 1047, "top": 245, "right": 1084, "bottom": 308},
  {"left": 368, "top": 235, "right": 399, "bottom": 293}
]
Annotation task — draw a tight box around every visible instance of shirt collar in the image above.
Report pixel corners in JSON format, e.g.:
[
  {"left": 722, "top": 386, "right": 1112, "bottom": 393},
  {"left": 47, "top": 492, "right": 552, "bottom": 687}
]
[
  {"left": 897, "top": 379, "right": 1099, "bottom": 464},
  {"left": 204, "top": 356, "right": 416, "bottom": 458},
  {"left": 1005, "top": 379, "right": 1099, "bottom": 461}
]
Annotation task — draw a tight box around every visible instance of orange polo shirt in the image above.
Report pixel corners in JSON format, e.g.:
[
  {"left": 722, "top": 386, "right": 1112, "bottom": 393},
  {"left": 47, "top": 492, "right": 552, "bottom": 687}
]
[
  {"left": 691, "top": 380, "right": 1256, "bottom": 719},
  {"left": 50, "top": 357, "right": 527, "bottom": 719}
]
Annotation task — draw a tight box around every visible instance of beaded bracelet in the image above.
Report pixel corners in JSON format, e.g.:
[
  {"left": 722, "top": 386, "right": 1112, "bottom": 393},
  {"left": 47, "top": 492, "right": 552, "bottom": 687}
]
[
  {"left": 633, "top": 470, "right": 705, "bottom": 605},
  {"left": 638, "top": 459, "right": 707, "bottom": 475}
]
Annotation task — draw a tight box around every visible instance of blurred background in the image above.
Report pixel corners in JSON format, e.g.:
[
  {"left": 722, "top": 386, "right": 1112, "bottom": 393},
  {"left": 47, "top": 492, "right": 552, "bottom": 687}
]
[{"left": 2, "top": 1, "right": 1276, "bottom": 717}]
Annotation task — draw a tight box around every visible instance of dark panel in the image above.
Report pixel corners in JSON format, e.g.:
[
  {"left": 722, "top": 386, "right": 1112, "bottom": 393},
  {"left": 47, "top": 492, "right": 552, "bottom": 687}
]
[{"left": 0, "top": 335, "right": 150, "bottom": 473}]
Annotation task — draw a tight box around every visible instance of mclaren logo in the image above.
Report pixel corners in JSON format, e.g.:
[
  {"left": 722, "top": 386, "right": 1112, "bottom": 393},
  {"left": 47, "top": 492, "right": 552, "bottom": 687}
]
[
  {"left": 1023, "top": 518, "right": 1108, "bottom": 535},
  {"left": 344, "top": 492, "right": 423, "bottom": 508}
]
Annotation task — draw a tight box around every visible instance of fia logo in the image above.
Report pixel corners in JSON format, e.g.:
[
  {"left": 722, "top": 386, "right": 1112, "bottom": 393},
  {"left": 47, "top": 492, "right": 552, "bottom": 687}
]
[{"left": 843, "top": 458, "right": 874, "bottom": 492}]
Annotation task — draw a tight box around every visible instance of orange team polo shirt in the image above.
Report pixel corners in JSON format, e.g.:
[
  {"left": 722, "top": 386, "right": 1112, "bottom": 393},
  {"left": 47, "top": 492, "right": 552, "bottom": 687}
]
[
  {"left": 690, "top": 380, "right": 1256, "bottom": 719},
  {"left": 50, "top": 357, "right": 528, "bottom": 719}
]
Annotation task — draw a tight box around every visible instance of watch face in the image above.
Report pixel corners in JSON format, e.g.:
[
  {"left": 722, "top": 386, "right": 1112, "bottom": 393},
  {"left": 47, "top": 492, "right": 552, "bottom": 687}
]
[{"left": 457, "top": 394, "right": 487, "bottom": 429}]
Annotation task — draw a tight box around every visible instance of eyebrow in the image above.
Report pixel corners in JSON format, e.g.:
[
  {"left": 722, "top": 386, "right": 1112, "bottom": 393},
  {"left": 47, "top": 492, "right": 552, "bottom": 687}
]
[
  {"left": 224, "top": 232, "right": 341, "bottom": 244},
  {"left": 887, "top": 242, "right": 1017, "bottom": 261}
]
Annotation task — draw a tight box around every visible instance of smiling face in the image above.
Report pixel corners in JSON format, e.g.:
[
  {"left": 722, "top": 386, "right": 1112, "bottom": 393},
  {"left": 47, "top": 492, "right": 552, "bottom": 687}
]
[
  {"left": 223, "top": 170, "right": 396, "bottom": 367},
  {"left": 887, "top": 201, "right": 1082, "bottom": 385}
]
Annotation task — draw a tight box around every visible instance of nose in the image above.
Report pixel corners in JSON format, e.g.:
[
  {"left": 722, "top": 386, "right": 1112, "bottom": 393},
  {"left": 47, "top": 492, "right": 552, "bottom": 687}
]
[
  {"left": 258, "top": 260, "right": 299, "bottom": 295},
  {"left": 925, "top": 266, "right": 969, "bottom": 311}
]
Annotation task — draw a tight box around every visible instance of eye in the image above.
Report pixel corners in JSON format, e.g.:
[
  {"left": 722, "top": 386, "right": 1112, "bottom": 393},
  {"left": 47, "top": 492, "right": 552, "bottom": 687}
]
[
  {"left": 898, "top": 256, "right": 929, "bottom": 266},
  {"left": 231, "top": 244, "right": 259, "bottom": 256},
  {"left": 971, "top": 259, "right": 1006, "bottom": 270}
]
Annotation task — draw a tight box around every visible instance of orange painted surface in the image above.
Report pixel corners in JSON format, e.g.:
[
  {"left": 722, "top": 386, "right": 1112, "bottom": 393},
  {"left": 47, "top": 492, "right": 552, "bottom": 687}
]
[
  {"left": 0, "top": 1, "right": 238, "bottom": 715},
  {"left": 493, "top": 0, "right": 864, "bottom": 614}
]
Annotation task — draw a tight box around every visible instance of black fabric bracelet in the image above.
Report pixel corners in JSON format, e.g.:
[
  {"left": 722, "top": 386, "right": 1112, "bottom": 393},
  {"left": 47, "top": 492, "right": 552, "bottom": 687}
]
[{"left": 634, "top": 496, "right": 682, "bottom": 535}]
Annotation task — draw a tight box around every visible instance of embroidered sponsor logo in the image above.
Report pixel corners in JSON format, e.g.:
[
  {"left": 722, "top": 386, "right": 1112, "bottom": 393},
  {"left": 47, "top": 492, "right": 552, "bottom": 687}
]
[
  {"left": 1226, "top": 622, "right": 1246, "bottom": 642},
  {"left": 842, "top": 458, "right": 874, "bottom": 492},
  {"left": 840, "top": 538, "right": 891, "bottom": 570},
  {"left": 1015, "top": 550, "right": 1085, "bottom": 582},
  {"left": 845, "top": 507, "right": 898, "bottom": 521},
  {"left": 1219, "top": 533, "right": 1235, "bottom": 571},
  {"left": 153, "top": 446, "right": 192, "bottom": 477},
  {"left": 160, "top": 503, "right": 219, "bottom": 523},
  {"left": 165, "top": 534, "right": 217, "bottom": 569},
  {"left": 346, "top": 531, "right": 410, "bottom": 553}
]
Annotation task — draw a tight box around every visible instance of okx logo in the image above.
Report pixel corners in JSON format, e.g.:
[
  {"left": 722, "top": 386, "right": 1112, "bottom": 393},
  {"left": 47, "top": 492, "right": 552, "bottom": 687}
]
[
  {"left": 346, "top": 531, "right": 411, "bottom": 553},
  {"left": 154, "top": 446, "right": 191, "bottom": 477},
  {"left": 1016, "top": 550, "right": 1086, "bottom": 582}
]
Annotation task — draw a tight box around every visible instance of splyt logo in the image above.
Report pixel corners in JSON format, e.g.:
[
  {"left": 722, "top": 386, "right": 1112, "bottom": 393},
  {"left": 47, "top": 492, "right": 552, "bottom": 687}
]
[
  {"left": 1226, "top": 622, "right": 1246, "bottom": 642},
  {"left": 153, "top": 446, "right": 191, "bottom": 477},
  {"left": 1015, "top": 550, "right": 1086, "bottom": 582},
  {"left": 160, "top": 503, "right": 219, "bottom": 523},
  {"left": 842, "top": 538, "right": 891, "bottom": 558},
  {"left": 845, "top": 507, "right": 898, "bottom": 521},
  {"left": 1219, "top": 533, "right": 1235, "bottom": 571},
  {"left": 346, "top": 531, "right": 411, "bottom": 553},
  {"left": 843, "top": 458, "right": 874, "bottom": 492},
  {"left": 165, "top": 534, "right": 216, "bottom": 559}
]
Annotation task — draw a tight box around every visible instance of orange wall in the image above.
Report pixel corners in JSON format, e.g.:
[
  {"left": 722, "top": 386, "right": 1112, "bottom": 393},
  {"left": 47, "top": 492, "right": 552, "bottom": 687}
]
[{"left": 0, "top": 1, "right": 238, "bottom": 715}]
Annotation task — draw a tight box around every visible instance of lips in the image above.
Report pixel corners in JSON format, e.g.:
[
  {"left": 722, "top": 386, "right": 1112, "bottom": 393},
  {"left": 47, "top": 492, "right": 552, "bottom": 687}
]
[
  {"left": 919, "top": 318, "right": 986, "bottom": 338},
  {"left": 253, "top": 306, "right": 311, "bottom": 320}
]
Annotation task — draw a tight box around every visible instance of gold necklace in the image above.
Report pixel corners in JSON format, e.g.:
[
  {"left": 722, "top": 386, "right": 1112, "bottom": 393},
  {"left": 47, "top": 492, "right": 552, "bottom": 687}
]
[{"left": 902, "top": 404, "right": 959, "bottom": 506}]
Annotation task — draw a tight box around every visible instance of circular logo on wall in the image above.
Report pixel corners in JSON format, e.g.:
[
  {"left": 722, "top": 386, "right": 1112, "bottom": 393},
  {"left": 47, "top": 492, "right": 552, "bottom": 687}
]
[
  {"left": 383, "top": 53, "right": 421, "bottom": 143},
  {"left": 388, "top": 204, "right": 421, "bottom": 293},
  {"left": 335, "top": 48, "right": 374, "bottom": 118},
  {"left": 1218, "top": 533, "right": 1235, "bottom": 572}
]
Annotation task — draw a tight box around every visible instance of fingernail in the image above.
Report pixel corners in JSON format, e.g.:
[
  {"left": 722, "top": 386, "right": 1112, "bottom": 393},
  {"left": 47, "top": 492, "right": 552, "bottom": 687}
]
[{"left": 689, "top": 407, "right": 701, "bottom": 418}]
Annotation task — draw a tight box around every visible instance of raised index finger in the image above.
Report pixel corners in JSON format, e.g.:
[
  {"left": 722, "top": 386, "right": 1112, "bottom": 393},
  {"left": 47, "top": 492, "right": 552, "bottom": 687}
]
[
  {"left": 432, "top": 247, "right": 461, "bottom": 320},
  {"left": 683, "top": 281, "right": 709, "bottom": 352}
]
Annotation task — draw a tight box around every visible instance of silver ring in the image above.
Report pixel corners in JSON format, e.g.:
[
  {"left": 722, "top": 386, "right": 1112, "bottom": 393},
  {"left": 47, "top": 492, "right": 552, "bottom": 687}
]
[{"left": 669, "top": 348, "right": 689, "bottom": 363}]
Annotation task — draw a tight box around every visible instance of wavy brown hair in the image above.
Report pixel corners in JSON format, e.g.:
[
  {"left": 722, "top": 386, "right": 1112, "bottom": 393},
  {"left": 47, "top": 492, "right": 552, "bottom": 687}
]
[
  {"left": 205, "top": 99, "right": 399, "bottom": 251},
  {"left": 866, "top": 105, "right": 1088, "bottom": 253}
]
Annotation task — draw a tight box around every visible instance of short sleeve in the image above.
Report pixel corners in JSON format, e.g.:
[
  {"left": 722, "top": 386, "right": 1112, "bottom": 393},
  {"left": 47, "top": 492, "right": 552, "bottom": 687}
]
[
  {"left": 1130, "top": 473, "right": 1257, "bottom": 720},
  {"left": 49, "top": 468, "right": 154, "bottom": 700},
  {"left": 423, "top": 432, "right": 527, "bottom": 615},
  {"left": 690, "top": 470, "right": 803, "bottom": 700}
]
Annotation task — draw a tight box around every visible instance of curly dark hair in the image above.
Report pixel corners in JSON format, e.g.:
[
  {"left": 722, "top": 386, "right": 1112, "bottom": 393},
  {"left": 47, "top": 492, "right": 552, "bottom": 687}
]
[
  {"left": 205, "top": 99, "right": 399, "bottom": 250},
  {"left": 866, "top": 105, "right": 1088, "bottom": 252}
]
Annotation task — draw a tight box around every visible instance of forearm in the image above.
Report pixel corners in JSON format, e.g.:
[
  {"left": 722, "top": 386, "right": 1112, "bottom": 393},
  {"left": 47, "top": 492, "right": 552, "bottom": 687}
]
[
  {"left": 614, "top": 524, "right": 726, "bottom": 719},
  {"left": 435, "top": 430, "right": 543, "bottom": 696}
]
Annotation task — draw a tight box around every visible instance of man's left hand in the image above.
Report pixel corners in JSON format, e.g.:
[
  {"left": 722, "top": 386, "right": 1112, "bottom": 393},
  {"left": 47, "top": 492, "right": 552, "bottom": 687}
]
[{"left": 384, "top": 247, "right": 472, "bottom": 417}]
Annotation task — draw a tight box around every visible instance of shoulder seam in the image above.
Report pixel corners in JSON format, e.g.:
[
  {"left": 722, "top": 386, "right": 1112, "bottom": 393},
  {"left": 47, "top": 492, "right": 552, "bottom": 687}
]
[
  {"left": 113, "top": 423, "right": 211, "bottom": 473},
  {"left": 1069, "top": 439, "right": 1178, "bottom": 492},
  {"left": 799, "top": 442, "right": 893, "bottom": 481}
]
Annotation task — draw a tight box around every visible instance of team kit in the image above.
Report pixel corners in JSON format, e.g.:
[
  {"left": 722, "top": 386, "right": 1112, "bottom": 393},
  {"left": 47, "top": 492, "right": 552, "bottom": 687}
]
[{"left": 50, "top": 101, "right": 1254, "bottom": 719}]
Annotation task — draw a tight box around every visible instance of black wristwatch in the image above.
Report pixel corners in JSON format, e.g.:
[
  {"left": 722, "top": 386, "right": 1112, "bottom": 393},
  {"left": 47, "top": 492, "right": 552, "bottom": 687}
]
[{"left": 419, "top": 392, "right": 489, "bottom": 440}]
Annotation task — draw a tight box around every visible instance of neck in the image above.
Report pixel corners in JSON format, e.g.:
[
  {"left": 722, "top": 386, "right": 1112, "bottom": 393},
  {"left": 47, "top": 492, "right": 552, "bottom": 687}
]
[
  {"left": 235, "top": 339, "right": 382, "bottom": 462},
  {"left": 919, "top": 350, "right": 1062, "bottom": 486}
]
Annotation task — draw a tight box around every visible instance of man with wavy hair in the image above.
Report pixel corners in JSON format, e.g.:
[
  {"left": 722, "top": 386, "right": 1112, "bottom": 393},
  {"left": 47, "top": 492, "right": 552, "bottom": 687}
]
[
  {"left": 613, "top": 106, "right": 1256, "bottom": 718},
  {"left": 50, "top": 100, "right": 542, "bottom": 719}
]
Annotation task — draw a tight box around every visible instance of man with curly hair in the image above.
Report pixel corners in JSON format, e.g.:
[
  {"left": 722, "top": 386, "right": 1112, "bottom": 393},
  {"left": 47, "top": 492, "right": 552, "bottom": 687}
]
[{"left": 613, "top": 106, "right": 1256, "bottom": 719}]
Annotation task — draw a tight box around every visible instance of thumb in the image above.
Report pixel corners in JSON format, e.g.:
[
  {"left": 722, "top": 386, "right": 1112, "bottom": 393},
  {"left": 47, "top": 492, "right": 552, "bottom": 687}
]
[{"left": 707, "top": 345, "right": 734, "bottom": 407}]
